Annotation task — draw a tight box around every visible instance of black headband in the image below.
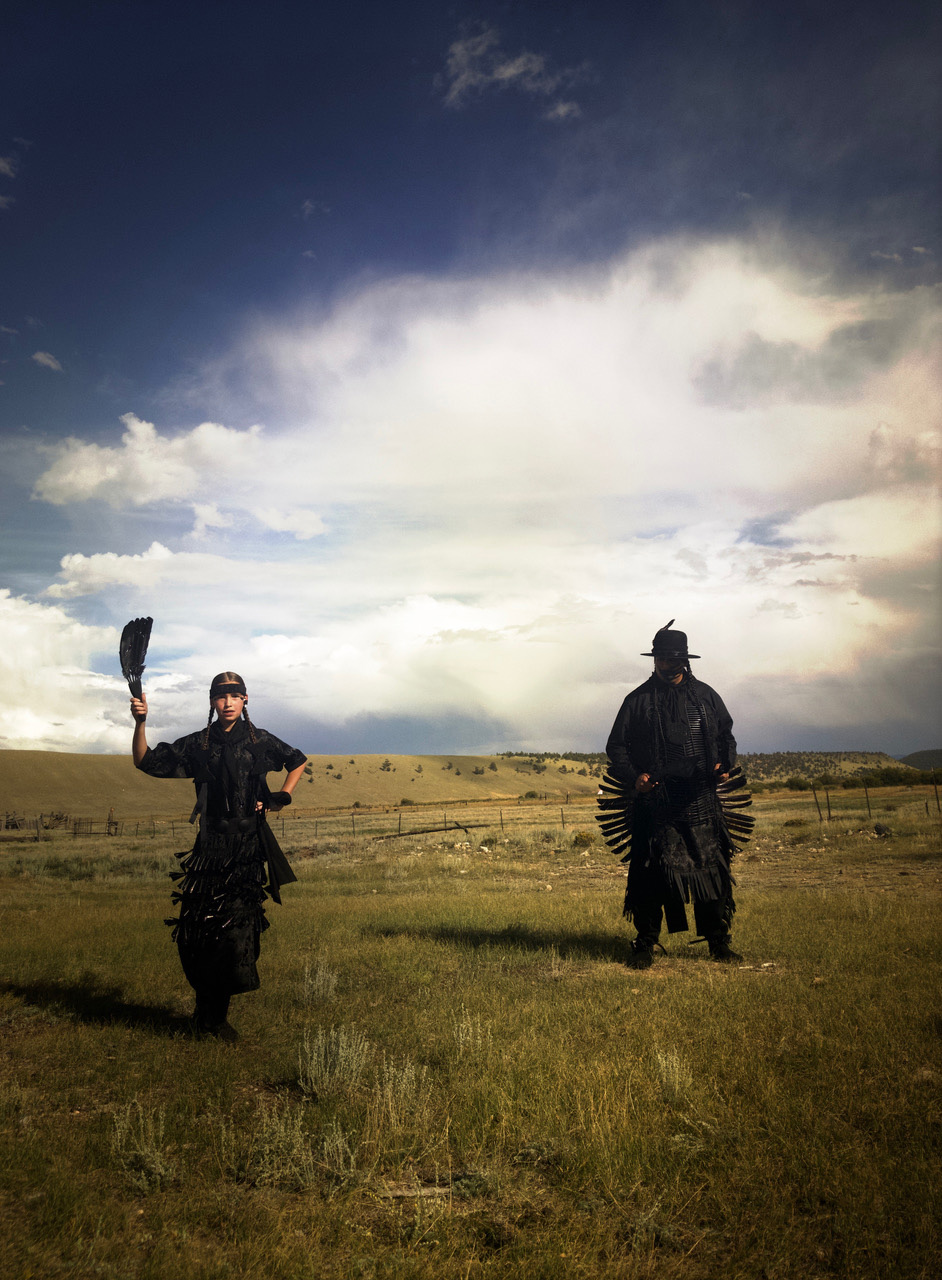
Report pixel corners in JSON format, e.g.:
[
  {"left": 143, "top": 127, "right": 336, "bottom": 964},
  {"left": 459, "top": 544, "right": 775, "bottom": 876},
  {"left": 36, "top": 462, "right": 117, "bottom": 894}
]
[{"left": 210, "top": 679, "right": 246, "bottom": 698}]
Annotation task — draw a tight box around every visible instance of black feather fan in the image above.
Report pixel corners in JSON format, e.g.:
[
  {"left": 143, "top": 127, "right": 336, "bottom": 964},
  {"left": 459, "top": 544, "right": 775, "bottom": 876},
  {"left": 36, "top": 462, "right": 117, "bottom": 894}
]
[
  {"left": 119, "top": 617, "right": 153, "bottom": 699},
  {"left": 596, "top": 765, "right": 756, "bottom": 863}
]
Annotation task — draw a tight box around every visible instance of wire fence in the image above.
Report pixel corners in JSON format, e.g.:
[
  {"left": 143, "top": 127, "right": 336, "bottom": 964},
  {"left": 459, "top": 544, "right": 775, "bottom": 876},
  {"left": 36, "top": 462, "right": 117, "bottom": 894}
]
[{"left": 1, "top": 782, "right": 938, "bottom": 849}]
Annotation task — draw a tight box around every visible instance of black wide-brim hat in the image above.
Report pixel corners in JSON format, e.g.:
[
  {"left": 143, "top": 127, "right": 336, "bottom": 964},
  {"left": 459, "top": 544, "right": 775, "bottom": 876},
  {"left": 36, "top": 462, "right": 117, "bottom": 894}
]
[{"left": 641, "top": 620, "right": 700, "bottom": 659}]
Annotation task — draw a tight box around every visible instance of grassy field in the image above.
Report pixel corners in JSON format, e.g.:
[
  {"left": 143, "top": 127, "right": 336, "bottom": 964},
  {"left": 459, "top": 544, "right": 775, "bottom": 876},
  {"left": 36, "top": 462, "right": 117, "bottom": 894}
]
[{"left": 0, "top": 790, "right": 939, "bottom": 1279}]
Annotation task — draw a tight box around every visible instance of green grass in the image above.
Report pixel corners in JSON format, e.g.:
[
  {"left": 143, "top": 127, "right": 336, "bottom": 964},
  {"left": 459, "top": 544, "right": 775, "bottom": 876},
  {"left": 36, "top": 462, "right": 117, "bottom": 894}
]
[{"left": 0, "top": 797, "right": 939, "bottom": 1278}]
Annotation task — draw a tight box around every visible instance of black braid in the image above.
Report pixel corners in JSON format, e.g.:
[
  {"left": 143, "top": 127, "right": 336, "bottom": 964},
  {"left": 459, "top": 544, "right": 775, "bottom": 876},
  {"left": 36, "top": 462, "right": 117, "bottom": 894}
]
[
  {"left": 242, "top": 705, "right": 258, "bottom": 743},
  {"left": 201, "top": 706, "right": 214, "bottom": 749}
]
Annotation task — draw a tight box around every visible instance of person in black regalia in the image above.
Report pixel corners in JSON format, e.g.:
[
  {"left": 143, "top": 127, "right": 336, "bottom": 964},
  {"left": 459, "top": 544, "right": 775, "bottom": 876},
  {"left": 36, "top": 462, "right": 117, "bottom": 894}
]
[
  {"left": 131, "top": 672, "right": 307, "bottom": 1039},
  {"left": 605, "top": 623, "right": 743, "bottom": 970}
]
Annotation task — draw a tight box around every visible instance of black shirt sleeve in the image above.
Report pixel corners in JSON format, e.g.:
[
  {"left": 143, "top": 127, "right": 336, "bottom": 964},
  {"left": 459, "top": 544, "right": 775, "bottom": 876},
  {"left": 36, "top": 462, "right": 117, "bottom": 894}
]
[
  {"left": 136, "top": 735, "right": 196, "bottom": 779},
  {"left": 712, "top": 691, "right": 737, "bottom": 772},
  {"left": 260, "top": 731, "right": 308, "bottom": 773},
  {"left": 605, "top": 696, "right": 639, "bottom": 787}
]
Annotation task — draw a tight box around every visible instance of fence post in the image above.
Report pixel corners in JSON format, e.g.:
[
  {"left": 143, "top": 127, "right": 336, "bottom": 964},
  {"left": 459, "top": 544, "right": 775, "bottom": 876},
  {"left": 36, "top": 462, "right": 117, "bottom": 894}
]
[
  {"left": 864, "top": 785, "right": 872, "bottom": 819},
  {"left": 398, "top": 812, "right": 402, "bottom": 834},
  {"left": 811, "top": 787, "right": 824, "bottom": 822},
  {"left": 825, "top": 788, "right": 832, "bottom": 821},
  {"left": 560, "top": 807, "right": 565, "bottom": 830},
  {"left": 934, "top": 780, "right": 940, "bottom": 815},
  {"left": 351, "top": 814, "right": 356, "bottom": 837},
  {"left": 500, "top": 809, "right": 504, "bottom": 830}
]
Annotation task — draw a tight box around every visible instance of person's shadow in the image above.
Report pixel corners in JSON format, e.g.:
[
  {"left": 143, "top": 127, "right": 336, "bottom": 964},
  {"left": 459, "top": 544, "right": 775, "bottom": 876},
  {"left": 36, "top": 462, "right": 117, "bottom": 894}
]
[
  {"left": 0, "top": 976, "right": 191, "bottom": 1036},
  {"left": 372, "top": 922, "right": 629, "bottom": 964}
]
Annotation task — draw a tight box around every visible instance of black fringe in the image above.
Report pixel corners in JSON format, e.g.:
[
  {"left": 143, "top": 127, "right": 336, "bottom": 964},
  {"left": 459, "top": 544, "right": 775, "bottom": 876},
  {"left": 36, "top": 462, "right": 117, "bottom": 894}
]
[{"left": 596, "top": 763, "right": 756, "bottom": 862}]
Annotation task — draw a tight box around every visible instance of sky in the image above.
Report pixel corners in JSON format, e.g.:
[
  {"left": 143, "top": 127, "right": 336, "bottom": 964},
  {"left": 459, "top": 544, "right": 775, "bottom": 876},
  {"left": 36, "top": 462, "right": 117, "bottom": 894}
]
[{"left": 1, "top": 0, "right": 939, "bottom": 758}]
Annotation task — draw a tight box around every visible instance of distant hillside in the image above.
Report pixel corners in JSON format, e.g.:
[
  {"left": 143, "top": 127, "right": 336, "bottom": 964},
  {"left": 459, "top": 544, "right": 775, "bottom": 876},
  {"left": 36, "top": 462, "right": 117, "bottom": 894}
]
[
  {"left": 899, "top": 749, "right": 942, "bottom": 771},
  {"left": 738, "top": 751, "right": 913, "bottom": 782},
  {"left": 0, "top": 750, "right": 601, "bottom": 820},
  {"left": 3, "top": 746, "right": 932, "bottom": 820}
]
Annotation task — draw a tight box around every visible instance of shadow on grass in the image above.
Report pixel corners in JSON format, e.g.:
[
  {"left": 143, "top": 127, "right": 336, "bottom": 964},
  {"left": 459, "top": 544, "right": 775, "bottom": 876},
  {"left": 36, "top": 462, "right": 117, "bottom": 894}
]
[
  {"left": 0, "top": 977, "right": 191, "bottom": 1036},
  {"left": 372, "top": 922, "right": 632, "bottom": 964}
]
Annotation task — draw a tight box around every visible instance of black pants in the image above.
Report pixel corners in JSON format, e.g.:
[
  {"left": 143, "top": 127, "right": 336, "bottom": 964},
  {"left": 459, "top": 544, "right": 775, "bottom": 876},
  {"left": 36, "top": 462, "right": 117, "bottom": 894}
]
[{"left": 632, "top": 891, "right": 734, "bottom": 946}]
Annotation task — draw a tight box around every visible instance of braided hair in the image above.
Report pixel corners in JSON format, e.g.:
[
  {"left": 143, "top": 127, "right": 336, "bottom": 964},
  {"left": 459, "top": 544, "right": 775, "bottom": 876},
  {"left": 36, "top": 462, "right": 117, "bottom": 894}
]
[{"left": 202, "top": 671, "right": 258, "bottom": 746}]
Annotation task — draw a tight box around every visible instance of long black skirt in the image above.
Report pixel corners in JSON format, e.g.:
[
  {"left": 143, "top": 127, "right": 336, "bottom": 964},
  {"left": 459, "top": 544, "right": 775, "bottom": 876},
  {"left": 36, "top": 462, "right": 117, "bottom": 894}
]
[{"left": 167, "top": 829, "right": 269, "bottom": 996}]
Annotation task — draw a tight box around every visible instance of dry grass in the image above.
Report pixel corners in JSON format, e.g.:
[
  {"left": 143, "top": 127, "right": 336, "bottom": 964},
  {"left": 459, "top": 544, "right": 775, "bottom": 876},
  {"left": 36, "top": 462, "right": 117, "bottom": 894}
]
[
  {"left": 0, "top": 791, "right": 938, "bottom": 1278},
  {"left": 0, "top": 750, "right": 601, "bottom": 820}
]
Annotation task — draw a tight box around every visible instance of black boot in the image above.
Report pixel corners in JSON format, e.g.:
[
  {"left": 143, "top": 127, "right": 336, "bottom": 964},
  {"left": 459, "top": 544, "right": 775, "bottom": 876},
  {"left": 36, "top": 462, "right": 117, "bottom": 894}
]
[
  {"left": 626, "top": 938, "right": 656, "bottom": 970},
  {"left": 193, "top": 991, "right": 238, "bottom": 1040},
  {"left": 708, "top": 934, "right": 743, "bottom": 964}
]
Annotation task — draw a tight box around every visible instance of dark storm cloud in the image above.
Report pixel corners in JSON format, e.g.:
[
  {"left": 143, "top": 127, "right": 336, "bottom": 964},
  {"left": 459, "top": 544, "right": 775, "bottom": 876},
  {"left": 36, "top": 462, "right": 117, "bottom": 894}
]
[
  {"left": 513, "top": 1, "right": 940, "bottom": 273},
  {"left": 694, "top": 319, "right": 912, "bottom": 409},
  {"left": 245, "top": 710, "right": 513, "bottom": 758}
]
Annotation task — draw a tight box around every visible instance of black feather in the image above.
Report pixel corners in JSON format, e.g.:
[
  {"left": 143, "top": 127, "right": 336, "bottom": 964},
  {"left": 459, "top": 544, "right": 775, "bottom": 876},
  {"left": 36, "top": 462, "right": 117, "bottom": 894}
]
[
  {"left": 120, "top": 616, "right": 153, "bottom": 699},
  {"left": 595, "top": 763, "right": 757, "bottom": 858}
]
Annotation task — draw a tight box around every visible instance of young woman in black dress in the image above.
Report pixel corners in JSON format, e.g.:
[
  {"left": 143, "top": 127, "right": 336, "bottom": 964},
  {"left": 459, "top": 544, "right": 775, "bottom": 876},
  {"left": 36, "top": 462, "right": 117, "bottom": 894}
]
[{"left": 131, "top": 673, "right": 307, "bottom": 1039}]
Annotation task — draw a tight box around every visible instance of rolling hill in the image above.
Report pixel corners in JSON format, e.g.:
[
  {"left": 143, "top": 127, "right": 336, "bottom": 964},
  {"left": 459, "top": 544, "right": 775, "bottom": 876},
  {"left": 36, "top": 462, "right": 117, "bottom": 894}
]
[
  {"left": 899, "top": 749, "right": 942, "bottom": 771},
  {"left": 0, "top": 750, "right": 602, "bottom": 820},
  {"left": 737, "top": 750, "right": 913, "bottom": 782},
  {"left": 1, "top": 746, "right": 932, "bottom": 823}
]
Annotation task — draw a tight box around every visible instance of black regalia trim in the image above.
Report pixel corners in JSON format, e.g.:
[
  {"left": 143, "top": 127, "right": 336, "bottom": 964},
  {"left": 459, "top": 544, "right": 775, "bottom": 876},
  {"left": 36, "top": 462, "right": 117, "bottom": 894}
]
[{"left": 595, "top": 764, "right": 756, "bottom": 863}]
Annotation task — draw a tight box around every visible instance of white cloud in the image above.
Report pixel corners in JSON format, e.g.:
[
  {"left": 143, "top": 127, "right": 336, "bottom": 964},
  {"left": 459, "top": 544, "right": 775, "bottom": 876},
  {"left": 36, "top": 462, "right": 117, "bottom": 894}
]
[
  {"left": 190, "top": 503, "right": 234, "bottom": 539},
  {"left": 17, "top": 234, "right": 942, "bottom": 753},
  {"left": 780, "top": 487, "right": 941, "bottom": 562},
  {"left": 31, "top": 350, "right": 63, "bottom": 372},
  {"left": 0, "top": 590, "right": 124, "bottom": 751},
  {"left": 251, "top": 507, "right": 327, "bottom": 539},
  {"left": 35, "top": 413, "right": 264, "bottom": 507},
  {"left": 544, "top": 101, "right": 581, "bottom": 122},
  {"left": 0, "top": 195, "right": 14, "bottom": 211},
  {"left": 47, "top": 542, "right": 230, "bottom": 599},
  {"left": 0, "top": 155, "right": 16, "bottom": 178},
  {"left": 441, "top": 24, "right": 581, "bottom": 116},
  {"left": 226, "top": 239, "right": 939, "bottom": 521}
]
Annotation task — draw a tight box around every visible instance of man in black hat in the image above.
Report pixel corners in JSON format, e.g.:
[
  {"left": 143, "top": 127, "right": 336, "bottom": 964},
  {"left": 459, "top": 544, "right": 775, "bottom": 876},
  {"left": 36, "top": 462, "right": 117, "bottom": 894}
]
[{"left": 605, "top": 621, "right": 742, "bottom": 968}]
